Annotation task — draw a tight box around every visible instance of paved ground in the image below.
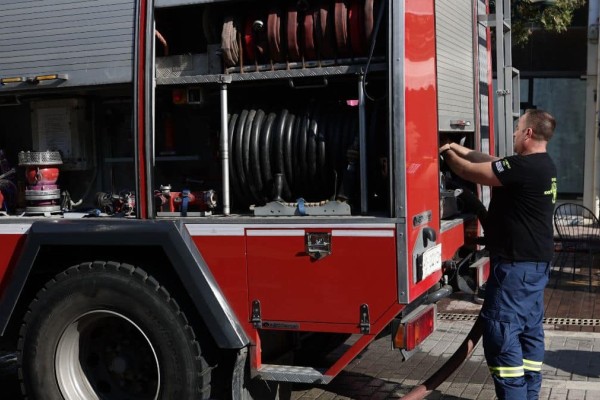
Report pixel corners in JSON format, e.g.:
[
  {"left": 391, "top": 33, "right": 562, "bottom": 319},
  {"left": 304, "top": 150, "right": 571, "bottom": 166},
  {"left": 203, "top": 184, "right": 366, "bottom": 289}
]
[
  {"left": 290, "top": 318, "right": 600, "bottom": 399},
  {"left": 0, "top": 260, "right": 598, "bottom": 399},
  {"left": 289, "top": 260, "right": 600, "bottom": 399}
]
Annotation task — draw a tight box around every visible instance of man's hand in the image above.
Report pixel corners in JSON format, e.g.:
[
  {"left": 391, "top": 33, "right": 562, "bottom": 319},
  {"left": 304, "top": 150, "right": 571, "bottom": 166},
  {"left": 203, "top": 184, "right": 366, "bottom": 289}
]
[
  {"left": 438, "top": 143, "right": 501, "bottom": 187},
  {"left": 440, "top": 143, "right": 452, "bottom": 156}
]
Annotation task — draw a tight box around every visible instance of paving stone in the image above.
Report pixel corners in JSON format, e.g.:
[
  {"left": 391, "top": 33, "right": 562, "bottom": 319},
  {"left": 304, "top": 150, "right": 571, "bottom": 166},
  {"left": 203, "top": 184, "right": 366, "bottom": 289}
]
[
  {"left": 566, "top": 389, "right": 586, "bottom": 400},
  {"left": 549, "top": 388, "right": 570, "bottom": 400},
  {"left": 475, "top": 387, "right": 497, "bottom": 400}
]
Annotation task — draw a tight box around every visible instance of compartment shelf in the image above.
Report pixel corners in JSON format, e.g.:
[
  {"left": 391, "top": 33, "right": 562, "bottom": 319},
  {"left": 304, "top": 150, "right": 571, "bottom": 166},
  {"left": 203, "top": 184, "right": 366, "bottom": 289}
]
[
  {"left": 156, "top": 54, "right": 386, "bottom": 85},
  {"left": 105, "top": 155, "right": 200, "bottom": 163}
]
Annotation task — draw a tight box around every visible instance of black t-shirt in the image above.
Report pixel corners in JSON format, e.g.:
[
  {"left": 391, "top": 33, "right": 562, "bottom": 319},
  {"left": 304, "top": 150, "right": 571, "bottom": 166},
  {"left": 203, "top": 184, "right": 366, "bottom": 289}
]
[{"left": 486, "top": 153, "right": 557, "bottom": 262}]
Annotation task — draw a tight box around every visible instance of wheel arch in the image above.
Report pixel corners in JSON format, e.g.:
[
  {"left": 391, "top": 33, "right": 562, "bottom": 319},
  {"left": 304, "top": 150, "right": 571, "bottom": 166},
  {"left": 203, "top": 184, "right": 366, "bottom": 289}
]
[{"left": 0, "top": 219, "right": 250, "bottom": 350}]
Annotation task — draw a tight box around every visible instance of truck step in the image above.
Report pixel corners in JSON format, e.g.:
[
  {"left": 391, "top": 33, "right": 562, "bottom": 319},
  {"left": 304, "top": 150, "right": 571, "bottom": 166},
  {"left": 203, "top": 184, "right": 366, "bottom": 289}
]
[
  {"left": 255, "top": 364, "right": 332, "bottom": 384},
  {"left": 470, "top": 256, "right": 490, "bottom": 290}
]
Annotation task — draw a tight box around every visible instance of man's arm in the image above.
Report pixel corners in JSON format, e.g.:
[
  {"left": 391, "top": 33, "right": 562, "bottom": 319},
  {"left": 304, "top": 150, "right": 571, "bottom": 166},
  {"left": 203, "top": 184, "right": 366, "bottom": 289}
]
[
  {"left": 440, "top": 145, "right": 502, "bottom": 187},
  {"left": 441, "top": 142, "right": 499, "bottom": 163}
]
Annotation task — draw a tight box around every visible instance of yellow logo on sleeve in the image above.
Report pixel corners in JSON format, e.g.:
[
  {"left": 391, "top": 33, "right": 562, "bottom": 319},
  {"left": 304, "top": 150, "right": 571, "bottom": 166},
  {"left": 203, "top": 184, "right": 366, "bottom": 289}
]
[{"left": 544, "top": 177, "right": 557, "bottom": 204}]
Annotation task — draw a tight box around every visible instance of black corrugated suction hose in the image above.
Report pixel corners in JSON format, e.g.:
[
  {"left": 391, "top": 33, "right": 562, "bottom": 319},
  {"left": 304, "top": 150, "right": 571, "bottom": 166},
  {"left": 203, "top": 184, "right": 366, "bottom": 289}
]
[
  {"left": 233, "top": 109, "right": 250, "bottom": 205},
  {"left": 248, "top": 109, "right": 264, "bottom": 204},
  {"left": 227, "top": 103, "right": 357, "bottom": 209},
  {"left": 260, "top": 112, "right": 277, "bottom": 199},
  {"left": 228, "top": 113, "right": 242, "bottom": 202},
  {"left": 283, "top": 111, "right": 295, "bottom": 196},
  {"left": 273, "top": 109, "right": 292, "bottom": 200}
]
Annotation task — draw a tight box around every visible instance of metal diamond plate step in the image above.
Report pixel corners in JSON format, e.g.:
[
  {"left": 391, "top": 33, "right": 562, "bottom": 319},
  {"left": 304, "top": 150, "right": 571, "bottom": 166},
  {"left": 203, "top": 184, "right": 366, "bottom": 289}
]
[{"left": 255, "top": 364, "right": 331, "bottom": 384}]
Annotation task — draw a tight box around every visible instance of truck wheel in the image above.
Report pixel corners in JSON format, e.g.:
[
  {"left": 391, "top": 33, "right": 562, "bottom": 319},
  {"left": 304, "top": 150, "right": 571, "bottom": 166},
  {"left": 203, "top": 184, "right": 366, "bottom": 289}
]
[{"left": 17, "top": 261, "right": 212, "bottom": 400}]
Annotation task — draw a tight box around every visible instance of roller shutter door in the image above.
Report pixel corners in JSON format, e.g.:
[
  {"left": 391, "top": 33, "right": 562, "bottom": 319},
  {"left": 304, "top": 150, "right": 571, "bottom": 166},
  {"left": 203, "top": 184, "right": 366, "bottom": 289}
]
[
  {"left": 435, "top": 0, "right": 475, "bottom": 132},
  {"left": 0, "top": 0, "right": 135, "bottom": 92}
]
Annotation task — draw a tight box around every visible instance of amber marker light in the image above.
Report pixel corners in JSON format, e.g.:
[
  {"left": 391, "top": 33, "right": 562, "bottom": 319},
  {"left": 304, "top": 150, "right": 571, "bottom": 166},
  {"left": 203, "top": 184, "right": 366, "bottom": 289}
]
[
  {"left": 28, "top": 74, "right": 68, "bottom": 84},
  {"left": 0, "top": 76, "right": 25, "bottom": 84},
  {"left": 392, "top": 305, "right": 436, "bottom": 352}
]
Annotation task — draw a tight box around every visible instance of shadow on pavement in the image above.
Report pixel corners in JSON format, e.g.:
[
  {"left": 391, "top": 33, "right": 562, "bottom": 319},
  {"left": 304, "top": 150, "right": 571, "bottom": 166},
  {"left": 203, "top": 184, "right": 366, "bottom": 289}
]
[
  {"left": 544, "top": 349, "right": 600, "bottom": 378},
  {"left": 292, "top": 371, "right": 472, "bottom": 400}
]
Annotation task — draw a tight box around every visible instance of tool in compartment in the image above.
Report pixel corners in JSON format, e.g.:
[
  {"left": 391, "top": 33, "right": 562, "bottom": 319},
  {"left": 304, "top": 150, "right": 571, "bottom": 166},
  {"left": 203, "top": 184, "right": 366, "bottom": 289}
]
[
  {"left": 95, "top": 191, "right": 136, "bottom": 217},
  {"left": 18, "top": 150, "right": 63, "bottom": 215},
  {"left": 155, "top": 184, "right": 217, "bottom": 217}
]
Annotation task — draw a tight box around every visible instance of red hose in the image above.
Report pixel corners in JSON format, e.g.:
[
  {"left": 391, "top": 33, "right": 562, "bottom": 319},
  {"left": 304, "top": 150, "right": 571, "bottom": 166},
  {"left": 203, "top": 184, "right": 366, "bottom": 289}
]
[
  {"left": 400, "top": 315, "right": 484, "bottom": 400},
  {"left": 155, "top": 30, "right": 169, "bottom": 56}
]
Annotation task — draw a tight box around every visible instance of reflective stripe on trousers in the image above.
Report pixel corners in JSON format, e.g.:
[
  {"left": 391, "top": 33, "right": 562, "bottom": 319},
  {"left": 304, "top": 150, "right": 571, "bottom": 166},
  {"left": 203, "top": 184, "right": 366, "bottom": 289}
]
[{"left": 481, "top": 258, "right": 550, "bottom": 400}]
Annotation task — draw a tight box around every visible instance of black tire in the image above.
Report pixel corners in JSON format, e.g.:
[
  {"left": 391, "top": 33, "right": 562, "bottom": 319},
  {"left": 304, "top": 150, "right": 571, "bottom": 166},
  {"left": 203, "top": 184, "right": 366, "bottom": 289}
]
[{"left": 18, "top": 261, "right": 211, "bottom": 400}]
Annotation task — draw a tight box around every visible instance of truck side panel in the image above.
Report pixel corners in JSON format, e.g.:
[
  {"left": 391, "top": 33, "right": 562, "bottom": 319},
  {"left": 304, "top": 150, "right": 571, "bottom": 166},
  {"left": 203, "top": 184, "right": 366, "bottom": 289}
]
[
  {"left": 187, "top": 224, "right": 252, "bottom": 335},
  {"left": 0, "top": 220, "right": 249, "bottom": 349}
]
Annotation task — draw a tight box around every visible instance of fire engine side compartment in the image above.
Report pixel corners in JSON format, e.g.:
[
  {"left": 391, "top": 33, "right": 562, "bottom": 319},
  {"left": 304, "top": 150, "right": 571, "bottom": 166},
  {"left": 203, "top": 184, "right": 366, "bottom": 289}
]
[
  {"left": 191, "top": 222, "right": 398, "bottom": 335},
  {"left": 193, "top": 221, "right": 397, "bottom": 333},
  {"left": 245, "top": 224, "right": 397, "bottom": 330},
  {"left": 0, "top": 219, "right": 249, "bottom": 349}
]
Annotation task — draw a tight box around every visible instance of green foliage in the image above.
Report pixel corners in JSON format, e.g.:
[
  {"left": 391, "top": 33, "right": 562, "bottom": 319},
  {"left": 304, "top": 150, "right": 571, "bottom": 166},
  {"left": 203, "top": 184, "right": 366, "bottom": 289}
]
[{"left": 493, "top": 0, "right": 587, "bottom": 45}]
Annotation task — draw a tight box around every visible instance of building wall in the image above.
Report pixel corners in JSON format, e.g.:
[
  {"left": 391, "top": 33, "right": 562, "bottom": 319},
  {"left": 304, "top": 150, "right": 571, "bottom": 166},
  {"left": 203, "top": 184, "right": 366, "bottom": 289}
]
[{"left": 512, "top": 21, "right": 588, "bottom": 198}]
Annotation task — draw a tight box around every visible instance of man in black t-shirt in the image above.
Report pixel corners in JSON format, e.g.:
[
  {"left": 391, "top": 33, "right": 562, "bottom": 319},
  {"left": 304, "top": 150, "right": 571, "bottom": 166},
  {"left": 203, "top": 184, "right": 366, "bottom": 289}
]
[{"left": 439, "top": 109, "right": 557, "bottom": 400}]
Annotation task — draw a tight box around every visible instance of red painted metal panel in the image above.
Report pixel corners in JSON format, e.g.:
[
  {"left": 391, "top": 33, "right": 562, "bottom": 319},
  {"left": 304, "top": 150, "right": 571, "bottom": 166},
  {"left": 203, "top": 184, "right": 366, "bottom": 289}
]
[
  {"left": 246, "top": 228, "right": 396, "bottom": 329},
  {"left": 0, "top": 232, "right": 27, "bottom": 295},
  {"left": 403, "top": 0, "right": 442, "bottom": 301},
  {"left": 440, "top": 223, "right": 466, "bottom": 261},
  {"left": 191, "top": 235, "right": 253, "bottom": 334}
]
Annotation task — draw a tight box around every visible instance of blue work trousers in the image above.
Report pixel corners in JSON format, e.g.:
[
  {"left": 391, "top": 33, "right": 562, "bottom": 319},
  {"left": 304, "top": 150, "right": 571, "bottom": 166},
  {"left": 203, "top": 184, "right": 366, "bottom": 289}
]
[{"left": 480, "top": 258, "right": 550, "bottom": 400}]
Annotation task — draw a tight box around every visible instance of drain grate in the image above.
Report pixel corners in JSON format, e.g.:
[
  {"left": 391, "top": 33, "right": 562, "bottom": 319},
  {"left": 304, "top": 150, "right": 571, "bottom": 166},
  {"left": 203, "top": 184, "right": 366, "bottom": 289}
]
[
  {"left": 438, "top": 313, "right": 600, "bottom": 326},
  {"left": 543, "top": 317, "right": 600, "bottom": 326},
  {"left": 438, "top": 313, "right": 478, "bottom": 322}
]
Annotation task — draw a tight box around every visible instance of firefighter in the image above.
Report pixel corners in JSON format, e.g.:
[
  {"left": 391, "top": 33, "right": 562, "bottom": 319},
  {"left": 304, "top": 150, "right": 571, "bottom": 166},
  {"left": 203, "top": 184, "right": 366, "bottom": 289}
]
[{"left": 439, "top": 109, "right": 557, "bottom": 400}]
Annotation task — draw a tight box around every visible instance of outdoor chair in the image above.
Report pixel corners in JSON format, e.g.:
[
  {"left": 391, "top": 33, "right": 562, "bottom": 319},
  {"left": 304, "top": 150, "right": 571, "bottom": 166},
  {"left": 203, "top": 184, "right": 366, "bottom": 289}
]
[{"left": 553, "top": 203, "right": 600, "bottom": 291}]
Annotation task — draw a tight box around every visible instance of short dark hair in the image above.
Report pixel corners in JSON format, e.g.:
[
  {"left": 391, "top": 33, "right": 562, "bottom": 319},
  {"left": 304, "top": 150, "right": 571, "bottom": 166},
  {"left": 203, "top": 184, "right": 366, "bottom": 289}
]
[{"left": 524, "top": 109, "right": 556, "bottom": 141}]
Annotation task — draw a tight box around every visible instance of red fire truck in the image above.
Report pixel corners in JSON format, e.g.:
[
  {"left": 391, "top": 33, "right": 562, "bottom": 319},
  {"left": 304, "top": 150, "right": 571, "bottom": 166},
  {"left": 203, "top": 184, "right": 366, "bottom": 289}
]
[{"left": 0, "top": 0, "right": 513, "bottom": 398}]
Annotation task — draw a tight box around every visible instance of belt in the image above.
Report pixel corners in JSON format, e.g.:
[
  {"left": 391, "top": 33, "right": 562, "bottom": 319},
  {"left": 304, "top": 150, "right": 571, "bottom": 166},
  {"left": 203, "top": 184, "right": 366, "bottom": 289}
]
[{"left": 491, "top": 256, "right": 550, "bottom": 272}]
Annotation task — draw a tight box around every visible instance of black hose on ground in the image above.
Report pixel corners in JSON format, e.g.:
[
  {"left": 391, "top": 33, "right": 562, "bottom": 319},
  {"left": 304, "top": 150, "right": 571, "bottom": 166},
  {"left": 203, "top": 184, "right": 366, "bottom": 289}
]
[{"left": 400, "top": 306, "right": 484, "bottom": 399}]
